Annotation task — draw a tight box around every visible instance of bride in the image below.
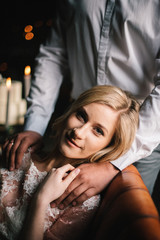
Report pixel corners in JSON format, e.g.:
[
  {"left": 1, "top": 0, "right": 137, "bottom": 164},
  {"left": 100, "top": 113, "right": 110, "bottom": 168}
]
[{"left": 0, "top": 85, "right": 139, "bottom": 240}]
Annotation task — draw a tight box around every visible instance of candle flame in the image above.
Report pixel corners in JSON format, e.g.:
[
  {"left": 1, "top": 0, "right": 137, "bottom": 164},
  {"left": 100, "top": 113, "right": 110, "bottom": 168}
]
[
  {"left": 6, "top": 77, "right": 11, "bottom": 89},
  {"left": 24, "top": 66, "right": 31, "bottom": 75}
]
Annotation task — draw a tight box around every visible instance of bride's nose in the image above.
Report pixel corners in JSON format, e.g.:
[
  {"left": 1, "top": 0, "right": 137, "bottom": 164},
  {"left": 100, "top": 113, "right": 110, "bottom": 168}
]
[{"left": 73, "top": 125, "right": 89, "bottom": 139}]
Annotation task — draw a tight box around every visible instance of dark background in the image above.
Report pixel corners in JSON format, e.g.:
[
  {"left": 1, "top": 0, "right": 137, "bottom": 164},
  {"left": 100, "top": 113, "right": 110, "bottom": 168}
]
[
  {"left": 0, "top": 1, "right": 71, "bottom": 131},
  {"left": 0, "top": 1, "right": 56, "bottom": 90}
]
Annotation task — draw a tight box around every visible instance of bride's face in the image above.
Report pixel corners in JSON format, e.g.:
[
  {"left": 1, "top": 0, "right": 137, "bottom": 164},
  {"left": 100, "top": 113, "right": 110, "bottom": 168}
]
[{"left": 59, "top": 103, "right": 119, "bottom": 159}]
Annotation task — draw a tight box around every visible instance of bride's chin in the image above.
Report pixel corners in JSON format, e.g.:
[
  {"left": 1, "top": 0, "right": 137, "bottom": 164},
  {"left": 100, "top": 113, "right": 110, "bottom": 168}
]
[{"left": 58, "top": 146, "right": 71, "bottom": 159}]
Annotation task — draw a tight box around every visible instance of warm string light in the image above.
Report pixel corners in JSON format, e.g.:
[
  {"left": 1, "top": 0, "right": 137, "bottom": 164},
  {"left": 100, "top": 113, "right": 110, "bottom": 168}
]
[
  {"left": 25, "top": 32, "right": 34, "bottom": 40},
  {"left": 0, "top": 62, "right": 8, "bottom": 72},
  {"left": 24, "top": 25, "right": 34, "bottom": 40},
  {"left": 24, "top": 25, "right": 33, "bottom": 33},
  {"left": 1, "top": 19, "right": 53, "bottom": 74}
]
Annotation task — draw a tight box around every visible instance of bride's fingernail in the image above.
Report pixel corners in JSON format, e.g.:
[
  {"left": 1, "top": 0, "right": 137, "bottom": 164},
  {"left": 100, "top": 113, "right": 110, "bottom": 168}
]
[{"left": 75, "top": 168, "right": 80, "bottom": 175}]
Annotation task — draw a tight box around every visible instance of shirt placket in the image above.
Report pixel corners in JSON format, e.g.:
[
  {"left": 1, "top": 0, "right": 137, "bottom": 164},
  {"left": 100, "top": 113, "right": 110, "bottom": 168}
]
[{"left": 97, "top": 0, "right": 115, "bottom": 85}]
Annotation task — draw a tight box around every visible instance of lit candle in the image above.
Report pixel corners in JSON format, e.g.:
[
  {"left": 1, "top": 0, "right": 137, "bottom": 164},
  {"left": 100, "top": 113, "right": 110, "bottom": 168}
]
[
  {"left": 5, "top": 77, "right": 11, "bottom": 129},
  {"left": 24, "top": 65, "right": 31, "bottom": 98}
]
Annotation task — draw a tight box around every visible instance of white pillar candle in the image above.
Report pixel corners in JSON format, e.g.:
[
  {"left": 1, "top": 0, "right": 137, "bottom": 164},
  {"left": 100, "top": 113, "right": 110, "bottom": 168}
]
[{"left": 0, "top": 78, "right": 27, "bottom": 126}]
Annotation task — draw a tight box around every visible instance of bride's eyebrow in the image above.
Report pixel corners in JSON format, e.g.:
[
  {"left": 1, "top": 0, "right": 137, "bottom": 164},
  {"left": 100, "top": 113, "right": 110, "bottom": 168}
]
[{"left": 82, "top": 106, "right": 108, "bottom": 134}]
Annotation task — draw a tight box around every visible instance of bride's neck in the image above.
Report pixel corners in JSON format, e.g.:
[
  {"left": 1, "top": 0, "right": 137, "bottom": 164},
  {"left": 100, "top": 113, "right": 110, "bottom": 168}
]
[
  {"left": 45, "top": 150, "right": 75, "bottom": 170},
  {"left": 32, "top": 149, "right": 80, "bottom": 172},
  {"left": 52, "top": 151, "right": 78, "bottom": 168}
]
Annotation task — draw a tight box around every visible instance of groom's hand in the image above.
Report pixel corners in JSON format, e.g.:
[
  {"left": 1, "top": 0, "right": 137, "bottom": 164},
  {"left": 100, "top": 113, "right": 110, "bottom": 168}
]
[
  {"left": 51, "top": 161, "right": 119, "bottom": 209},
  {"left": 2, "top": 131, "right": 43, "bottom": 170}
]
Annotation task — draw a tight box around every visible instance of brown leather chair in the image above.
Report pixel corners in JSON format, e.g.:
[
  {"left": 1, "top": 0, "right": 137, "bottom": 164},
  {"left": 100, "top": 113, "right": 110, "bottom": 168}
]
[{"left": 87, "top": 165, "right": 160, "bottom": 240}]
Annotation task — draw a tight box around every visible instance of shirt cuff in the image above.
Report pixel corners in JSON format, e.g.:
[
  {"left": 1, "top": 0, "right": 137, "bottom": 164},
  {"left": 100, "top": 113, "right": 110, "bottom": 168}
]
[
  {"left": 110, "top": 152, "right": 134, "bottom": 171},
  {"left": 24, "top": 115, "right": 50, "bottom": 136}
]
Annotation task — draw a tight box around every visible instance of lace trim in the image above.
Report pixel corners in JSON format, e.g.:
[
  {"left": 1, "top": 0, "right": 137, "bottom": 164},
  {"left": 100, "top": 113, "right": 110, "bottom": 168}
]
[{"left": 23, "top": 162, "right": 47, "bottom": 197}]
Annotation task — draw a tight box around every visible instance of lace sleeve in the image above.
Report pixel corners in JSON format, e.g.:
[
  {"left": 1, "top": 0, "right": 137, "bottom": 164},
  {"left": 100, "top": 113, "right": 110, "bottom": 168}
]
[{"left": 0, "top": 151, "right": 47, "bottom": 240}]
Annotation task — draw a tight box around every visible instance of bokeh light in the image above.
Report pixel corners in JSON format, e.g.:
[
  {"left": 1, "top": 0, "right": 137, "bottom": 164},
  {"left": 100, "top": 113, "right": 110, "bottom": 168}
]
[
  {"left": 25, "top": 32, "right": 34, "bottom": 40},
  {"left": 0, "top": 62, "right": 8, "bottom": 72},
  {"left": 24, "top": 25, "right": 33, "bottom": 33}
]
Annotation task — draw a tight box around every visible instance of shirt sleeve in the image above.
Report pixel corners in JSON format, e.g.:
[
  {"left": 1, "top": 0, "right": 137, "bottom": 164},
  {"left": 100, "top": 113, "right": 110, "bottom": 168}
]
[
  {"left": 111, "top": 59, "right": 160, "bottom": 170},
  {"left": 24, "top": 15, "right": 69, "bottom": 135}
]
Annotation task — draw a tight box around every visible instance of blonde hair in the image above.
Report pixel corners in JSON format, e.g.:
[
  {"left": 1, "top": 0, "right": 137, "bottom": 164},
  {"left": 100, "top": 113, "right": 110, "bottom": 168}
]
[{"left": 51, "top": 85, "right": 140, "bottom": 165}]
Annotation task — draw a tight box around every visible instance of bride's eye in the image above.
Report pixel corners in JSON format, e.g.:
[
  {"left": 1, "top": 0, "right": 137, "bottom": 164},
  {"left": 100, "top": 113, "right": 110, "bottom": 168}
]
[
  {"left": 94, "top": 127, "right": 104, "bottom": 136},
  {"left": 76, "top": 109, "right": 87, "bottom": 123}
]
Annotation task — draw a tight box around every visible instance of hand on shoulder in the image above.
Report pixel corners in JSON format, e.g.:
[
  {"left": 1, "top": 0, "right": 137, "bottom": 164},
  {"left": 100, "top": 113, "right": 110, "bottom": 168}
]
[
  {"left": 2, "top": 130, "right": 43, "bottom": 171},
  {"left": 52, "top": 161, "right": 119, "bottom": 209}
]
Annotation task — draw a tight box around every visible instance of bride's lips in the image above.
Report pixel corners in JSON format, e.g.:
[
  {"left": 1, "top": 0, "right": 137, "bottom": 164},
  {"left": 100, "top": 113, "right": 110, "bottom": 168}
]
[{"left": 65, "top": 132, "right": 81, "bottom": 148}]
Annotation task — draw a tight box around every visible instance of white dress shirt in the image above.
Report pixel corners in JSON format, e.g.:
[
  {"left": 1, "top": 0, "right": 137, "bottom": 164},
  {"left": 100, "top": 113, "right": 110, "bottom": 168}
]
[{"left": 24, "top": 0, "right": 160, "bottom": 170}]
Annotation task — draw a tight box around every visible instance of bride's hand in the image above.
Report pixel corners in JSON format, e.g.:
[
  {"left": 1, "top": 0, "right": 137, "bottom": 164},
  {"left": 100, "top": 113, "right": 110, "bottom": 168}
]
[{"left": 35, "top": 164, "right": 80, "bottom": 207}]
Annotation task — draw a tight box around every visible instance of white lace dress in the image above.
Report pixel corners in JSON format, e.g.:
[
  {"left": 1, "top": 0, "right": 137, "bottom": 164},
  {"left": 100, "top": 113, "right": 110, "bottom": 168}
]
[{"left": 0, "top": 152, "right": 100, "bottom": 240}]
